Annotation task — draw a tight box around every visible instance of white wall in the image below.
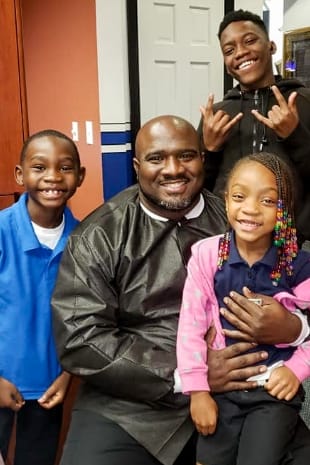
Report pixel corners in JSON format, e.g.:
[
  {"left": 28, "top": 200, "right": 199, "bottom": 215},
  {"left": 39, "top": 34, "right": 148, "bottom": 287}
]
[
  {"left": 266, "top": 0, "right": 284, "bottom": 73},
  {"left": 235, "top": 0, "right": 263, "bottom": 14},
  {"left": 284, "top": 0, "right": 310, "bottom": 31},
  {"left": 95, "top": 0, "right": 130, "bottom": 124}
]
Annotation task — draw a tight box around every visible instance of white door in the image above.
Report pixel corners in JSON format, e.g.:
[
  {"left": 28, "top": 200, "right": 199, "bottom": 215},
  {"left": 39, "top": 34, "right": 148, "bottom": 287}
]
[{"left": 137, "top": 0, "right": 224, "bottom": 127}]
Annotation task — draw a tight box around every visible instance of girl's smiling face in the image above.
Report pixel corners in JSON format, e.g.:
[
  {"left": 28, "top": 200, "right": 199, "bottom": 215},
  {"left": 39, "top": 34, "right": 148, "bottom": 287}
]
[{"left": 225, "top": 160, "right": 278, "bottom": 251}]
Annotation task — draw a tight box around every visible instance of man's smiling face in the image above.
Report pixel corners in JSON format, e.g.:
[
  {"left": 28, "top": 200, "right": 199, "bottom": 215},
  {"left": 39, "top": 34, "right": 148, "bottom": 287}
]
[{"left": 134, "top": 116, "right": 205, "bottom": 220}]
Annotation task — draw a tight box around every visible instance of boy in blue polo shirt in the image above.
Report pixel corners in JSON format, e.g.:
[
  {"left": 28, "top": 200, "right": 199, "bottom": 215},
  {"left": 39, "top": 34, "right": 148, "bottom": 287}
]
[{"left": 0, "top": 129, "right": 85, "bottom": 465}]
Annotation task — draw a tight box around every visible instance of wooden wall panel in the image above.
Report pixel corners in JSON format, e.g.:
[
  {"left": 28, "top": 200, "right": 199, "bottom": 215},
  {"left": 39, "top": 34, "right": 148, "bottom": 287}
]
[{"left": 0, "top": 0, "right": 27, "bottom": 198}]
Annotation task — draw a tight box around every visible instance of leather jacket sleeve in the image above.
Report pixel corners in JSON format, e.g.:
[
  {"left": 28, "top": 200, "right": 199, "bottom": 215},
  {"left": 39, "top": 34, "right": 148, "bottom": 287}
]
[{"left": 52, "top": 229, "right": 178, "bottom": 404}]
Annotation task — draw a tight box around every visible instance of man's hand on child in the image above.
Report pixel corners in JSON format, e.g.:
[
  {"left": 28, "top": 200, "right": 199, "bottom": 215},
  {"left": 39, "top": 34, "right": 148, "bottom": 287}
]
[
  {"left": 37, "top": 371, "right": 71, "bottom": 409},
  {"left": 221, "top": 287, "right": 301, "bottom": 345},
  {"left": 264, "top": 366, "right": 300, "bottom": 401},
  {"left": 0, "top": 377, "right": 24, "bottom": 411},
  {"left": 207, "top": 331, "right": 267, "bottom": 393},
  {"left": 190, "top": 391, "right": 218, "bottom": 436}
]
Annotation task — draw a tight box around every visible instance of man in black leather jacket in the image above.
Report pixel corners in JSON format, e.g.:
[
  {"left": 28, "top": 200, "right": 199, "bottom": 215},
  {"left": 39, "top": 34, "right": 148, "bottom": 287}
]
[
  {"left": 52, "top": 115, "right": 309, "bottom": 465},
  {"left": 198, "top": 9, "right": 310, "bottom": 246}
]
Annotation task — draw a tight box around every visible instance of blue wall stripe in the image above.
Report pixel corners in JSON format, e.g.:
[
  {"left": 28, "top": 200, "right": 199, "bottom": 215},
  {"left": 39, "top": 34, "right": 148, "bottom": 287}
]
[
  {"left": 101, "top": 130, "right": 132, "bottom": 145},
  {"left": 102, "top": 151, "right": 134, "bottom": 201},
  {"left": 101, "top": 125, "right": 134, "bottom": 200}
]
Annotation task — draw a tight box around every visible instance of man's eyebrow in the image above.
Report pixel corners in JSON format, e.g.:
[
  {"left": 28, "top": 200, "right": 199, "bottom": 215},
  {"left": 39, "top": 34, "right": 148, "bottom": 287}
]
[
  {"left": 143, "top": 148, "right": 199, "bottom": 157},
  {"left": 144, "top": 150, "right": 164, "bottom": 156}
]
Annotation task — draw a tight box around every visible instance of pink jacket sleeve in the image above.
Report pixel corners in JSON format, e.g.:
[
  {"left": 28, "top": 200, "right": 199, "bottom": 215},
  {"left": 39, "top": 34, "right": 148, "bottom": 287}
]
[
  {"left": 275, "top": 277, "right": 310, "bottom": 381},
  {"left": 176, "top": 236, "right": 224, "bottom": 394}
]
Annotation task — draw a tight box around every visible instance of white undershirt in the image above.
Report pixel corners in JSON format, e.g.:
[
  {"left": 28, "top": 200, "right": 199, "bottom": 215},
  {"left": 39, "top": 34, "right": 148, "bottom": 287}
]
[
  {"left": 139, "top": 194, "right": 205, "bottom": 221},
  {"left": 32, "top": 215, "right": 65, "bottom": 250}
]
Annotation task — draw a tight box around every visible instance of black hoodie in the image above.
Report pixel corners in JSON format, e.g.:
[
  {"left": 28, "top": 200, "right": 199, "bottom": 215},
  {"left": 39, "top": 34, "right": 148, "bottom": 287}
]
[{"left": 198, "top": 76, "right": 310, "bottom": 243}]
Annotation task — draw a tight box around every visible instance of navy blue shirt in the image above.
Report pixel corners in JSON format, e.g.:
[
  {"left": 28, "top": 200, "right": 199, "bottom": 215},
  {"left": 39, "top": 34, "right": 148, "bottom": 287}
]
[{"left": 215, "top": 232, "right": 310, "bottom": 366}]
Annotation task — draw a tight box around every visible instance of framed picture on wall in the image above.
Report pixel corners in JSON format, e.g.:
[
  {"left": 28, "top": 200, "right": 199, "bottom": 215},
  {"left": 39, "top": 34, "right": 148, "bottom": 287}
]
[{"left": 283, "top": 27, "right": 310, "bottom": 87}]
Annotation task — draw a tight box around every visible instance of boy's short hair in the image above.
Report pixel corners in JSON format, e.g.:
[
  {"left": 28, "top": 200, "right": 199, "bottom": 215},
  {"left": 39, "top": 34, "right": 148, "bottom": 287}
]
[
  {"left": 218, "top": 9, "right": 269, "bottom": 40},
  {"left": 20, "top": 129, "right": 81, "bottom": 166}
]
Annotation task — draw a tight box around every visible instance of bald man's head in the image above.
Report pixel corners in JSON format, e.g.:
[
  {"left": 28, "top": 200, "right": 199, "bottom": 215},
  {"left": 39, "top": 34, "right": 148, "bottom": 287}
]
[
  {"left": 133, "top": 115, "right": 205, "bottom": 220},
  {"left": 135, "top": 115, "right": 199, "bottom": 158}
]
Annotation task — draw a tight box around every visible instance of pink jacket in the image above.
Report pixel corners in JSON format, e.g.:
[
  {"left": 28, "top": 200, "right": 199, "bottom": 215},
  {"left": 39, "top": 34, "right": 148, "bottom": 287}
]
[{"left": 176, "top": 235, "right": 310, "bottom": 394}]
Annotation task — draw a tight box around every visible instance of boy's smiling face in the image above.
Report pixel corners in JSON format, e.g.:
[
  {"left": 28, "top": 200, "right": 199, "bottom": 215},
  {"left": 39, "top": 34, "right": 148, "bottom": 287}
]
[
  {"left": 220, "top": 20, "right": 275, "bottom": 91},
  {"left": 15, "top": 135, "right": 85, "bottom": 226}
]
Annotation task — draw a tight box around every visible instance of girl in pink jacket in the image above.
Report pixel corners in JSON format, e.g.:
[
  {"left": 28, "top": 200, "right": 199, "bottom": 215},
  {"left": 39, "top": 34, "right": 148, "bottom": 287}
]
[{"left": 177, "top": 152, "right": 310, "bottom": 465}]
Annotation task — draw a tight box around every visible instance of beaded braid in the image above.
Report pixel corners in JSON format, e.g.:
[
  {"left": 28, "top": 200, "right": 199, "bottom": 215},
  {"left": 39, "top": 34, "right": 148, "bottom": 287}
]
[{"left": 217, "top": 152, "right": 298, "bottom": 286}]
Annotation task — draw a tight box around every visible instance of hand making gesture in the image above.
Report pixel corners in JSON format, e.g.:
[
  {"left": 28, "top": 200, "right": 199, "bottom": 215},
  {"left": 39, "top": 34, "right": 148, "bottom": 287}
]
[
  {"left": 252, "top": 85, "right": 299, "bottom": 139},
  {"left": 200, "top": 93, "right": 243, "bottom": 152}
]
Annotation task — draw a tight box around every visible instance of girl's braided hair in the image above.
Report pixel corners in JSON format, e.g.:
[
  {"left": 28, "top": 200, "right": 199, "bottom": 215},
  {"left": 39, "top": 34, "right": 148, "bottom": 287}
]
[{"left": 217, "top": 152, "right": 298, "bottom": 286}]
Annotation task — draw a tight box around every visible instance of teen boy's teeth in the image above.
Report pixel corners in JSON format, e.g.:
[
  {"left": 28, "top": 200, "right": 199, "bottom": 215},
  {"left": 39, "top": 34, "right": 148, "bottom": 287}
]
[{"left": 238, "top": 60, "right": 255, "bottom": 69}]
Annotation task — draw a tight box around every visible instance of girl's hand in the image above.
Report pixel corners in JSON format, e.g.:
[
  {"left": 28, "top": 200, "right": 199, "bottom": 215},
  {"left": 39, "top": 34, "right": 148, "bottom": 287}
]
[
  {"left": 190, "top": 391, "right": 218, "bottom": 435},
  {"left": 37, "top": 372, "right": 71, "bottom": 409},
  {"left": 265, "top": 366, "right": 300, "bottom": 401}
]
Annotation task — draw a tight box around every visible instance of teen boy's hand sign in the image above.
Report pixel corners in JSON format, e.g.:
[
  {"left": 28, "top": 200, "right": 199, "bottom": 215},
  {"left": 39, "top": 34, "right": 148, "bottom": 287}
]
[
  {"left": 251, "top": 86, "right": 299, "bottom": 139},
  {"left": 0, "top": 377, "right": 24, "bottom": 411},
  {"left": 200, "top": 93, "right": 243, "bottom": 152}
]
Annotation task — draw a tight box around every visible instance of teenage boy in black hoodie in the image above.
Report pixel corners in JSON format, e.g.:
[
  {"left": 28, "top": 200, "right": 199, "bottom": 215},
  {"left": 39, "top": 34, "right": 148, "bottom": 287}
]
[{"left": 198, "top": 9, "right": 310, "bottom": 247}]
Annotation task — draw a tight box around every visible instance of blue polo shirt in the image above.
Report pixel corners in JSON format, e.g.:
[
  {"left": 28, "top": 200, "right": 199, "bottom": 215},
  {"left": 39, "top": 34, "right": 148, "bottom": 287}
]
[
  {"left": 215, "top": 231, "right": 310, "bottom": 366},
  {"left": 0, "top": 193, "right": 79, "bottom": 399}
]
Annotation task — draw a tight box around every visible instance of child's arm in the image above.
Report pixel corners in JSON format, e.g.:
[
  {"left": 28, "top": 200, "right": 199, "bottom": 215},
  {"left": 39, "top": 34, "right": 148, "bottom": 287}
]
[
  {"left": 37, "top": 371, "right": 71, "bottom": 409},
  {"left": 0, "top": 377, "right": 24, "bottom": 411},
  {"left": 190, "top": 391, "right": 218, "bottom": 435},
  {"left": 264, "top": 366, "right": 300, "bottom": 401},
  {"left": 176, "top": 240, "right": 219, "bottom": 394},
  {"left": 273, "top": 277, "right": 310, "bottom": 348}
]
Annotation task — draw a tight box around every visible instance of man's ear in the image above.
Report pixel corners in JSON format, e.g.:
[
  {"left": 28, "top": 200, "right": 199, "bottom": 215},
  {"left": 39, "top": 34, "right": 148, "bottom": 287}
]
[
  {"left": 133, "top": 157, "right": 140, "bottom": 177},
  {"left": 14, "top": 165, "right": 24, "bottom": 186},
  {"left": 270, "top": 41, "right": 277, "bottom": 55}
]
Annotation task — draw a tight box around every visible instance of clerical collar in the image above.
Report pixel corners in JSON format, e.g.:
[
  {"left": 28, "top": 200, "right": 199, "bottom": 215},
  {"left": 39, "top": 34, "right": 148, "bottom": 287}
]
[{"left": 139, "top": 194, "right": 205, "bottom": 222}]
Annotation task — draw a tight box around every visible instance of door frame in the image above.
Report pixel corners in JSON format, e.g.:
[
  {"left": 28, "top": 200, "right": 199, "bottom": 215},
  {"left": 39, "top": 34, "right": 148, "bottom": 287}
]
[{"left": 126, "top": 0, "right": 234, "bottom": 149}]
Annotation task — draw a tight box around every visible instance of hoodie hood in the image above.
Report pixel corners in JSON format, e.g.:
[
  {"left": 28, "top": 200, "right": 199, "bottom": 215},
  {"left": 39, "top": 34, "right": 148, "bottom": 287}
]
[{"left": 223, "top": 75, "right": 306, "bottom": 100}]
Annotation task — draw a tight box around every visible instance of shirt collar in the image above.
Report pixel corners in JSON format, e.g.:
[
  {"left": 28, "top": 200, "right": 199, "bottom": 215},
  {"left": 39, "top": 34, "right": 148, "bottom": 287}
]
[
  {"left": 139, "top": 194, "right": 205, "bottom": 222},
  {"left": 228, "top": 231, "right": 278, "bottom": 268}
]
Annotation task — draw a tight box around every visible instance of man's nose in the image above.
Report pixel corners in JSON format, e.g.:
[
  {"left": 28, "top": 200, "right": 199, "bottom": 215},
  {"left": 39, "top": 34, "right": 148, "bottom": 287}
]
[{"left": 162, "top": 157, "right": 185, "bottom": 175}]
